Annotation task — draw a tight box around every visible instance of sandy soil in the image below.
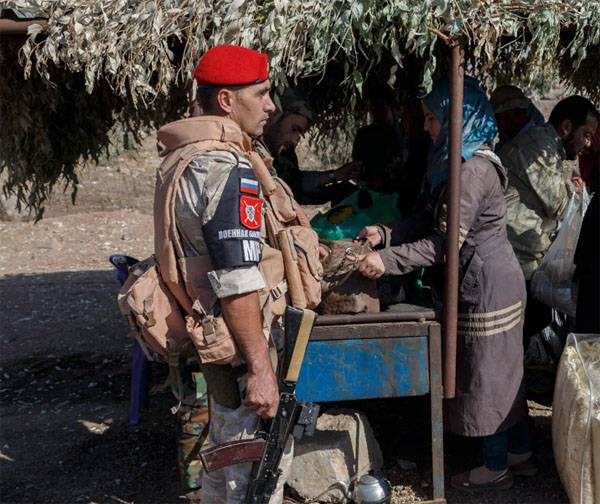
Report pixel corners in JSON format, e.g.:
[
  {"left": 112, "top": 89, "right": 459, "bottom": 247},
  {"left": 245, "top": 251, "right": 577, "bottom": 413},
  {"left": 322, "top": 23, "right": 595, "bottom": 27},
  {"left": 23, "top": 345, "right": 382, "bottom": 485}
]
[{"left": 0, "top": 136, "right": 568, "bottom": 504}]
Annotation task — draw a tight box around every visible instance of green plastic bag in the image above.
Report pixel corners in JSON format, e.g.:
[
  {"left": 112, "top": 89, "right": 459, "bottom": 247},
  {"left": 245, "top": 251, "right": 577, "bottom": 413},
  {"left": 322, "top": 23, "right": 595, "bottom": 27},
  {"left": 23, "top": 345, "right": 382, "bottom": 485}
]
[{"left": 310, "top": 188, "right": 401, "bottom": 240}]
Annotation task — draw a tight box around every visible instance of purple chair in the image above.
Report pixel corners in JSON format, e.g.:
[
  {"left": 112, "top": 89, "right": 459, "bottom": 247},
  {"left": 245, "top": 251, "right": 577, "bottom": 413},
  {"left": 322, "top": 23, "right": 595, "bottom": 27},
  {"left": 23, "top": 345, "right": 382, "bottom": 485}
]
[{"left": 109, "top": 254, "right": 149, "bottom": 425}]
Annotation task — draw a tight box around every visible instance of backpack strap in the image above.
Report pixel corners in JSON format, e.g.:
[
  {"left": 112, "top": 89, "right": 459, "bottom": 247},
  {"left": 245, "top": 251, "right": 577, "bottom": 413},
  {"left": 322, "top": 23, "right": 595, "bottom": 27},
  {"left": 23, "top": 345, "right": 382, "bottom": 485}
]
[
  {"left": 246, "top": 150, "right": 277, "bottom": 196},
  {"left": 169, "top": 143, "right": 205, "bottom": 261}
]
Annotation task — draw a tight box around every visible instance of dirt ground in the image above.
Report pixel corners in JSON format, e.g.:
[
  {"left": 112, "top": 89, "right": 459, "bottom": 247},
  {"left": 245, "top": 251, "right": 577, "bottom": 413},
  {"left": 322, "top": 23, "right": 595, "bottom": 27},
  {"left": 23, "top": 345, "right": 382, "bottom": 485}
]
[{"left": 0, "top": 136, "right": 568, "bottom": 504}]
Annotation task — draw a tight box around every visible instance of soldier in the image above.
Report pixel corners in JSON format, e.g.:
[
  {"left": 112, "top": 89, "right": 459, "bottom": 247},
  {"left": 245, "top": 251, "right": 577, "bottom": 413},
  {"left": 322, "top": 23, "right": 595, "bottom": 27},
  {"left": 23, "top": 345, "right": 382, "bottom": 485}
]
[
  {"left": 155, "top": 45, "right": 300, "bottom": 503},
  {"left": 499, "top": 96, "right": 599, "bottom": 344}
]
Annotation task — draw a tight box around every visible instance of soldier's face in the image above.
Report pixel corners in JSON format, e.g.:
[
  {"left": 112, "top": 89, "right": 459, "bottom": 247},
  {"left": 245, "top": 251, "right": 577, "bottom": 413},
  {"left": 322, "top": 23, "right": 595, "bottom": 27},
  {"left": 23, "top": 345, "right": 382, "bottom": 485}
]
[{"left": 229, "top": 81, "right": 276, "bottom": 137}]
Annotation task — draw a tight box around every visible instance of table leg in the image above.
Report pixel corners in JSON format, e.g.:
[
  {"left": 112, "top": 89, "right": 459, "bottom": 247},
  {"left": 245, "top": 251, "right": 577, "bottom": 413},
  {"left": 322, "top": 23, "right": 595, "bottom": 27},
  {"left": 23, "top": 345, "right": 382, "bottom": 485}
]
[{"left": 429, "top": 324, "right": 446, "bottom": 502}]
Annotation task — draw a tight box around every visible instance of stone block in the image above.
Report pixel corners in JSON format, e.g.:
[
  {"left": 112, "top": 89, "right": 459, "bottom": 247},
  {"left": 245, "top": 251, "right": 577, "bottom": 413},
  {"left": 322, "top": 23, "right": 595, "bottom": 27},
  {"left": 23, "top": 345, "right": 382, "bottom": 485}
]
[{"left": 288, "top": 408, "right": 383, "bottom": 503}]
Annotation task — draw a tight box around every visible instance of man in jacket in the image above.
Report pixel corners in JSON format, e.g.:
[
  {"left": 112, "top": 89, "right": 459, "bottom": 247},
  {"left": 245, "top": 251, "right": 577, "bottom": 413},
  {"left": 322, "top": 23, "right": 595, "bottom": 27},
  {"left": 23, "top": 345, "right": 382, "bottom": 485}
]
[
  {"left": 262, "top": 87, "right": 361, "bottom": 205},
  {"left": 499, "top": 95, "right": 598, "bottom": 342},
  {"left": 490, "top": 85, "right": 545, "bottom": 150}
]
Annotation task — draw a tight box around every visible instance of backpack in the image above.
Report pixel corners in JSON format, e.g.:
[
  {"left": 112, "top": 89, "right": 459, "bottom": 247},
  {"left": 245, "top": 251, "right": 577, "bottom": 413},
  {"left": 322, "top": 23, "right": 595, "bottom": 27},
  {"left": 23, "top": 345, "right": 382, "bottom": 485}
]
[{"left": 117, "top": 256, "right": 188, "bottom": 361}]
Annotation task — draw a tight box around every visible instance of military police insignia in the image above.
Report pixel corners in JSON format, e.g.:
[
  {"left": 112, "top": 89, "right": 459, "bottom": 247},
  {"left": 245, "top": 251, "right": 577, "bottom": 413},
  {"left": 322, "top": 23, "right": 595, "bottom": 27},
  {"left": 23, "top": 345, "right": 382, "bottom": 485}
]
[
  {"left": 203, "top": 166, "right": 263, "bottom": 268},
  {"left": 240, "top": 195, "right": 262, "bottom": 230}
]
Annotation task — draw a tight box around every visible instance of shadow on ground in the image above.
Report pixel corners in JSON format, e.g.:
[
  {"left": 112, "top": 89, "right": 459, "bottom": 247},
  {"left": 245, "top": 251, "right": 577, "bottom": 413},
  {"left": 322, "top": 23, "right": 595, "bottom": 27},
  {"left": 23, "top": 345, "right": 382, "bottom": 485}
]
[
  {"left": 0, "top": 271, "right": 568, "bottom": 504},
  {"left": 1, "top": 270, "right": 179, "bottom": 504}
]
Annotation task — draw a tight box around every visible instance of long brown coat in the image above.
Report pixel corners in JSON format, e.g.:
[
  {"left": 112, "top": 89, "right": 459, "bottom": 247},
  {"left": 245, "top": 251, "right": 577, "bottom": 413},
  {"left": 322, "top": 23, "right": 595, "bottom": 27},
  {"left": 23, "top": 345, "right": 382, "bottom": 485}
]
[{"left": 379, "top": 151, "right": 527, "bottom": 436}]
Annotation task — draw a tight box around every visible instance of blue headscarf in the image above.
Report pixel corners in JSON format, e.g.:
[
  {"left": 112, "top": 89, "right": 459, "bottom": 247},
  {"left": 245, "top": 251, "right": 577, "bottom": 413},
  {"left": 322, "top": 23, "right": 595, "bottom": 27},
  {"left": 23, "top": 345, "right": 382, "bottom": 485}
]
[{"left": 422, "top": 76, "right": 498, "bottom": 190}]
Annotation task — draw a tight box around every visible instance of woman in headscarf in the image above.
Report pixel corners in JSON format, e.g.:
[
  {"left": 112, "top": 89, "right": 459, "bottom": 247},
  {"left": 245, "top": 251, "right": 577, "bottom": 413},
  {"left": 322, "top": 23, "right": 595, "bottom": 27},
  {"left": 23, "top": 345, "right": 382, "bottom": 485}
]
[{"left": 355, "top": 77, "right": 534, "bottom": 490}]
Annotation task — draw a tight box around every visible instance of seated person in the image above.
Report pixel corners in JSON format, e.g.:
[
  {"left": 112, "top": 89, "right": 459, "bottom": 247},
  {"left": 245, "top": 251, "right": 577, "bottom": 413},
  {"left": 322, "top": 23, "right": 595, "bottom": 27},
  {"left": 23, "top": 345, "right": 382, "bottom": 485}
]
[{"left": 262, "top": 88, "right": 360, "bottom": 205}]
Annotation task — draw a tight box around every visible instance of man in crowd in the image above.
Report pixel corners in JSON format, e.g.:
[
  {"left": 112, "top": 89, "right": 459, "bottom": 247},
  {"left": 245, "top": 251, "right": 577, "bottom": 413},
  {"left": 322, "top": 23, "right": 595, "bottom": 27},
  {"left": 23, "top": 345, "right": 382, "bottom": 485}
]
[
  {"left": 499, "top": 95, "right": 599, "bottom": 344},
  {"left": 262, "top": 87, "right": 360, "bottom": 204},
  {"left": 490, "top": 85, "right": 545, "bottom": 150},
  {"left": 155, "top": 45, "right": 292, "bottom": 503}
]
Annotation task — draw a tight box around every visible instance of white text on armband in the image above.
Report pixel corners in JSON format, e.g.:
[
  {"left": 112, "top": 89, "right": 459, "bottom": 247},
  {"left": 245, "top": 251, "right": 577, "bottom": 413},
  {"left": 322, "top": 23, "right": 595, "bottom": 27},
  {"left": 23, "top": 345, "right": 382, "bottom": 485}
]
[
  {"left": 242, "top": 240, "right": 261, "bottom": 262},
  {"left": 218, "top": 229, "right": 261, "bottom": 240}
]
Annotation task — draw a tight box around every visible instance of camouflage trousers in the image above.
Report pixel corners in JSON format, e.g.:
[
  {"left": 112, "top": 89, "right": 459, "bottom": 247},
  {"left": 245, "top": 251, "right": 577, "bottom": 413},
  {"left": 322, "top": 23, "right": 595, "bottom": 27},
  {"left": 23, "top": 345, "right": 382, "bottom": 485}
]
[
  {"left": 201, "top": 397, "right": 293, "bottom": 504},
  {"left": 172, "top": 351, "right": 209, "bottom": 502}
]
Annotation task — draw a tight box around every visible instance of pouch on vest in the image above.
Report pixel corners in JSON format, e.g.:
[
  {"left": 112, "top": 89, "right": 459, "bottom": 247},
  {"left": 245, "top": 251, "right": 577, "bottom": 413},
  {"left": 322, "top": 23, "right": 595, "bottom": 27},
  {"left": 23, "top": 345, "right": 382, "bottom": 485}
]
[
  {"left": 117, "top": 256, "right": 189, "bottom": 360},
  {"left": 252, "top": 159, "right": 323, "bottom": 309},
  {"left": 285, "top": 225, "right": 322, "bottom": 309}
]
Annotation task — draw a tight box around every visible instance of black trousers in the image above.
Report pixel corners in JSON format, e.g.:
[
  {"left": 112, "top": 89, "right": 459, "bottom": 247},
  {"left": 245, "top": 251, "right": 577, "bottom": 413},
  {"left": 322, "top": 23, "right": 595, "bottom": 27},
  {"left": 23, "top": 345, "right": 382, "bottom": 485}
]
[{"left": 523, "top": 281, "right": 552, "bottom": 348}]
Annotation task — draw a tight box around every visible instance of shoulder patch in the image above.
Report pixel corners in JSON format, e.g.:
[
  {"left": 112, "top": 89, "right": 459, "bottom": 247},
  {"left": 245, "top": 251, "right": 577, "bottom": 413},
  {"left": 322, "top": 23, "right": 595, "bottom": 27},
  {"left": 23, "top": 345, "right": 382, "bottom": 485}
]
[
  {"left": 202, "top": 164, "right": 263, "bottom": 269},
  {"left": 240, "top": 195, "right": 262, "bottom": 229}
]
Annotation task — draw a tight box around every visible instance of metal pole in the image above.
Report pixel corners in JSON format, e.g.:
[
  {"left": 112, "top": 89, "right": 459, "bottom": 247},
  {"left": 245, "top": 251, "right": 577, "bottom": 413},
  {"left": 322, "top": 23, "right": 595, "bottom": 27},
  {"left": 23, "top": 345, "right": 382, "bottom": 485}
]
[{"left": 442, "top": 41, "right": 464, "bottom": 399}]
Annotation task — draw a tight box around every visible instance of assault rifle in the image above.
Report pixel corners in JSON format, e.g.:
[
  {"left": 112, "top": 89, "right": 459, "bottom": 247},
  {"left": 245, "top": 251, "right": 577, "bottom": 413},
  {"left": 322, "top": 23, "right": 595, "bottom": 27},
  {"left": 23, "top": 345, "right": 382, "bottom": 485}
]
[{"left": 199, "top": 306, "right": 320, "bottom": 504}]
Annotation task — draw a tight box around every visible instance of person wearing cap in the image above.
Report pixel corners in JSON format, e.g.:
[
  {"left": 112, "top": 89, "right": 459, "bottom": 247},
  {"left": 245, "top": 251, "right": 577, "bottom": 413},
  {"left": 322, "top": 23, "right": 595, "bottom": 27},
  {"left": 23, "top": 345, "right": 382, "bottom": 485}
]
[
  {"left": 499, "top": 96, "right": 599, "bottom": 346},
  {"left": 154, "top": 44, "right": 297, "bottom": 503},
  {"left": 490, "top": 85, "right": 545, "bottom": 150},
  {"left": 262, "top": 87, "right": 361, "bottom": 205}
]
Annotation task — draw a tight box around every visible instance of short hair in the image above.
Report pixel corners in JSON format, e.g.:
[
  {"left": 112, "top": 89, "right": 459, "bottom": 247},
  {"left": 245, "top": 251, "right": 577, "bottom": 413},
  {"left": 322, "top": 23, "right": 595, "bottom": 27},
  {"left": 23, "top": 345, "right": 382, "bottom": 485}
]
[
  {"left": 195, "top": 85, "right": 221, "bottom": 114},
  {"left": 549, "top": 96, "right": 599, "bottom": 130},
  {"left": 196, "top": 83, "right": 254, "bottom": 115}
]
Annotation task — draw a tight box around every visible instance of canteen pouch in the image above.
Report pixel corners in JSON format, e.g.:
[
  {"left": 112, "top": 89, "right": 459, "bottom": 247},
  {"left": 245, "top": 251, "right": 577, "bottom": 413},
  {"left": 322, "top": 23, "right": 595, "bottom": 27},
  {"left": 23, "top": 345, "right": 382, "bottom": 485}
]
[
  {"left": 117, "top": 256, "right": 188, "bottom": 360},
  {"left": 178, "top": 255, "right": 241, "bottom": 365}
]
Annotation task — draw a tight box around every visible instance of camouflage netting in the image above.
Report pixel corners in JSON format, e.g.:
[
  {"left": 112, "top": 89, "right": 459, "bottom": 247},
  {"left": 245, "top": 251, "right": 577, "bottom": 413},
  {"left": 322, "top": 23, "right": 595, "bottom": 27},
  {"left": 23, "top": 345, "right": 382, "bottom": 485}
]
[{"left": 1, "top": 0, "right": 599, "bottom": 217}]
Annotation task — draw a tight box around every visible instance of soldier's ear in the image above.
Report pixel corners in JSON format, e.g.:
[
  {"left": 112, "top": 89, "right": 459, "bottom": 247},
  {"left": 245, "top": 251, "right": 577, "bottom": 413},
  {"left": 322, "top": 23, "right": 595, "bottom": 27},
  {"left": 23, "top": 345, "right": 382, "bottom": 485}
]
[
  {"left": 216, "top": 88, "right": 236, "bottom": 114},
  {"left": 558, "top": 118, "right": 573, "bottom": 138}
]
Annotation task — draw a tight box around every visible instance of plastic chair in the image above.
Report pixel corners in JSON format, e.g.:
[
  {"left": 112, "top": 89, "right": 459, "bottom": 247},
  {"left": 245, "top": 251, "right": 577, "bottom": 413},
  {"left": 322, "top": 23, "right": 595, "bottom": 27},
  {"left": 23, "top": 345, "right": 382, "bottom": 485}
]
[{"left": 109, "top": 254, "right": 149, "bottom": 425}]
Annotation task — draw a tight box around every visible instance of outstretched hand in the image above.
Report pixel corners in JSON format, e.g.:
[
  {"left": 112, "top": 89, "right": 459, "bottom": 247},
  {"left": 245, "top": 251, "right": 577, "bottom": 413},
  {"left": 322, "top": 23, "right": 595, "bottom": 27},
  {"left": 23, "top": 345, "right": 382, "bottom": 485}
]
[
  {"left": 356, "top": 225, "right": 383, "bottom": 247},
  {"left": 336, "top": 161, "right": 363, "bottom": 182},
  {"left": 347, "top": 251, "right": 386, "bottom": 279}
]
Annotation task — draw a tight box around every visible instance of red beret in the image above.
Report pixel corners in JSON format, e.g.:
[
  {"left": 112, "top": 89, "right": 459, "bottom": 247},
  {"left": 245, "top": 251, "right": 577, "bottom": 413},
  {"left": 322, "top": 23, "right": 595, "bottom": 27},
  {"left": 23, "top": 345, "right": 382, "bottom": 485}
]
[{"left": 194, "top": 45, "right": 269, "bottom": 86}]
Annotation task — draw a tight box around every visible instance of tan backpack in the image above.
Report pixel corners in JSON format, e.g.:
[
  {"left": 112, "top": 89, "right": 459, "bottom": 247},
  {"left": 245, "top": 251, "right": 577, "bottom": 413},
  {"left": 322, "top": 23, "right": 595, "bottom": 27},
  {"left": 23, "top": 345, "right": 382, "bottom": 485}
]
[{"left": 116, "top": 256, "right": 189, "bottom": 361}]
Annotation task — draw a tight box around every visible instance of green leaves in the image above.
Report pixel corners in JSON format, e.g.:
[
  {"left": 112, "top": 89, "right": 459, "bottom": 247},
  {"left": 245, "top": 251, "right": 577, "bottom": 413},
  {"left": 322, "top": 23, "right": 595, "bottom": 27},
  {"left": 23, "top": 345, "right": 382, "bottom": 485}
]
[{"left": 2, "top": 0, "right": 599, "bottom": 216}]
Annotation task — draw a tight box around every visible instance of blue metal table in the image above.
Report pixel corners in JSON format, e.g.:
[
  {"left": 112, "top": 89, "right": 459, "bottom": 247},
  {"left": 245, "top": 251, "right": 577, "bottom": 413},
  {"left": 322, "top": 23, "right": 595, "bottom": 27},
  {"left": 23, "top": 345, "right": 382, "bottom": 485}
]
[{"left": 296, "top": 306, "right": 446, "bottom": 503}]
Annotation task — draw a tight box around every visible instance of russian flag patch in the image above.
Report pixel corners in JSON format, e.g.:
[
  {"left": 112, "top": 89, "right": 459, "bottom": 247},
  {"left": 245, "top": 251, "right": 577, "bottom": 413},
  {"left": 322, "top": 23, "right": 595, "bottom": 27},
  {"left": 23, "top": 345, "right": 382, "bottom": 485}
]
[{"left": 240, "top": 177, "right": 259, "bottom": 195}]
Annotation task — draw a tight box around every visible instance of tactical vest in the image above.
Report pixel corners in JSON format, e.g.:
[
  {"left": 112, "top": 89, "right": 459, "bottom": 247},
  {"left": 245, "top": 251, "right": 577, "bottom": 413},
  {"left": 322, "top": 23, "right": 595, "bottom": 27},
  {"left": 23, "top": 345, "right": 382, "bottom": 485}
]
[{"left": 126, "top": 116, "right": 321, "bottom": 364}]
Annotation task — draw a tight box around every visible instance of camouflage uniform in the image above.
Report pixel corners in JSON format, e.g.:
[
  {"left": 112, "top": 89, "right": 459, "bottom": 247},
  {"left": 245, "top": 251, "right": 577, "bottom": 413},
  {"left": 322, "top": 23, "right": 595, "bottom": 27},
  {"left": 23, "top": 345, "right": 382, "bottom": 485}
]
[
  {"left": 499, "top": 124, "right": 570, "bottom": 280},
  {"left": 171, "top": 342, "right": 209, "bottom": 501},
  {"left": 173, "top": 149, "right": 291, "bottom": 503}
]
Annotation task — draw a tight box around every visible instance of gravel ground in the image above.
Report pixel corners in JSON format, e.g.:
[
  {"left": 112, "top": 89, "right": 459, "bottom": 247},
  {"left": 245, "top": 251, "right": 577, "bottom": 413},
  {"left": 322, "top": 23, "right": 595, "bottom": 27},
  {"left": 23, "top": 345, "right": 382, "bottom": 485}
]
[{"left": 0, "top": 136, "right": 568, "bottom": 503}]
